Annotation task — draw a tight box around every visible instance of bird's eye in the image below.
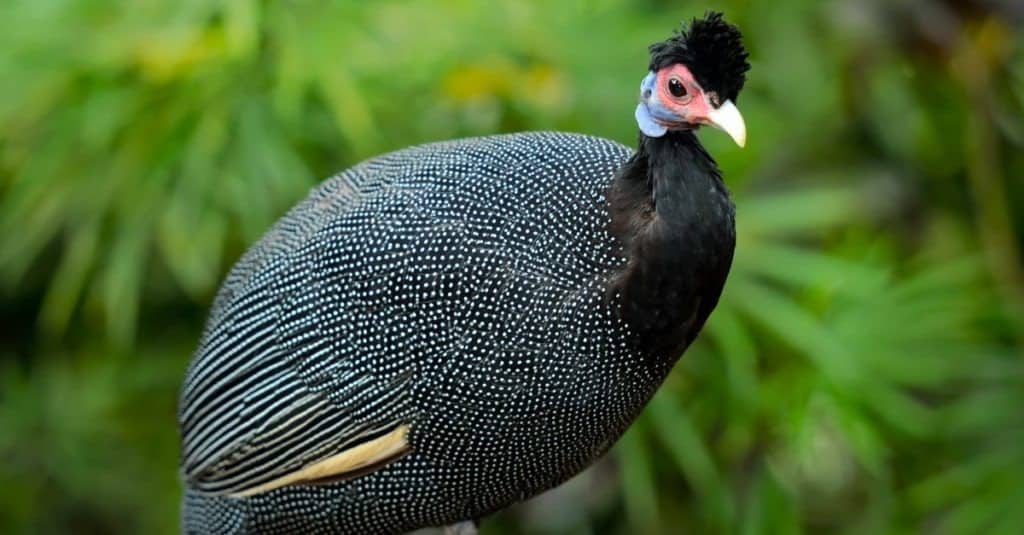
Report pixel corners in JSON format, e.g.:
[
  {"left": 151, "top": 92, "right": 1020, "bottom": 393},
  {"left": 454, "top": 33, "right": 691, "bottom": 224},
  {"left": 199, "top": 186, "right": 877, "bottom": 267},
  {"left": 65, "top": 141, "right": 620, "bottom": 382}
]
[{"left": 667, "top": 78, "right": 687, "bottom": 98}]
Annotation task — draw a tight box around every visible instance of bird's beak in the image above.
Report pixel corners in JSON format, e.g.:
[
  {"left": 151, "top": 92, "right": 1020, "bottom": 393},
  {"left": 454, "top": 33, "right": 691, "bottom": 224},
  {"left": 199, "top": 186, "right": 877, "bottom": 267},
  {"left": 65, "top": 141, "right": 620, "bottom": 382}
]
[{"left": 706, "top": 99, "right": 746, "bottom": 148}]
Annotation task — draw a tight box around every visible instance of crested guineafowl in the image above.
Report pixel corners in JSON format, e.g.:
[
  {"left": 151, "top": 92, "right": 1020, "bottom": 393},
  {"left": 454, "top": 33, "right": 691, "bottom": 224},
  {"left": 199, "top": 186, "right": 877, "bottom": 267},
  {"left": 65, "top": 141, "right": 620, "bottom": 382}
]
[{"left": 180, "top": 12, "right": 750, "bottom": 534}]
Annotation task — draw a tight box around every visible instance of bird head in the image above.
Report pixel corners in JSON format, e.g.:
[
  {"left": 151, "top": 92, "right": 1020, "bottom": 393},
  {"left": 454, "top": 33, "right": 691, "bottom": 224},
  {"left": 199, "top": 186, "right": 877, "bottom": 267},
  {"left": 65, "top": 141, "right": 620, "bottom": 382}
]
[{"left": 635, "top": 12, "right": 750, "bottom": 146}]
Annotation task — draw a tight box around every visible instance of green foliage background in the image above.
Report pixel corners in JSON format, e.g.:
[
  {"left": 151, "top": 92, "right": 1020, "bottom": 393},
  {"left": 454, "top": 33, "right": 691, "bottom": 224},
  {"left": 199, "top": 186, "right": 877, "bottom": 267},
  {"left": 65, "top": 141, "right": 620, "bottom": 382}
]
[{"left": 1, "top": 1, "right": 1022, "bottom": 533}]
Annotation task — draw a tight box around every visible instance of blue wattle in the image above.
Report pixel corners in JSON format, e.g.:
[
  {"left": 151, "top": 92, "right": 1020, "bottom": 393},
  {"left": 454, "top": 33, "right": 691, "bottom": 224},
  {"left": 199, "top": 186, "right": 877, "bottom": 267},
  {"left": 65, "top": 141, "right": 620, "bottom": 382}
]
[{"left": 635, "top": 103, "right": 668, "bottom": 138}]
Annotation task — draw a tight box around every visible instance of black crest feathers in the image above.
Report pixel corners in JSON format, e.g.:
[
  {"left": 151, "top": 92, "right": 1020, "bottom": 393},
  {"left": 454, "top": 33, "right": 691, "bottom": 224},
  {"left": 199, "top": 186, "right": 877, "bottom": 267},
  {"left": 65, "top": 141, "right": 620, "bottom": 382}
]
[{"left": 648, "top": 12, "right": 750, "bottom": 103}]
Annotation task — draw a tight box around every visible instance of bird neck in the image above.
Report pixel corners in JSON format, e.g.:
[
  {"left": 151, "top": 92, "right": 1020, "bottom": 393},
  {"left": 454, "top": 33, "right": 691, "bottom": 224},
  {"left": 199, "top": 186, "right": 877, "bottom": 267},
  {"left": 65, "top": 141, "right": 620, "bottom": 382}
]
[{"left": 607, "top": 130, "right": 736, "bottom": 361}]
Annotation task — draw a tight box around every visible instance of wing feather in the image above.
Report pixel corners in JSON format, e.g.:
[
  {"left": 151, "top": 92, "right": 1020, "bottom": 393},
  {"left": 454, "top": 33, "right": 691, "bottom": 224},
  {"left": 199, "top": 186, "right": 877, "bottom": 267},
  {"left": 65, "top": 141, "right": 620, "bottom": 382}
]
[
  {"left": 179, "top": 171, "right": 413, "bottom": 496},
  {"left": 228, "top": 425, "right": 410, "bottom": 498}
]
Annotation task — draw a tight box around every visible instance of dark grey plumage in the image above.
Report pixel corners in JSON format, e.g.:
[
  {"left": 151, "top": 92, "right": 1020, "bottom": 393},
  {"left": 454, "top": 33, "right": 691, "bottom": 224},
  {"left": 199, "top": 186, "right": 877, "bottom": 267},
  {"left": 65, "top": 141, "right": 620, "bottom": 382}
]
[
  {"left": 180, "top": 13, "right": 747, "bottom": 534},
  {"left": 182, "top": 133, "right": 687, "bottom": 533}
]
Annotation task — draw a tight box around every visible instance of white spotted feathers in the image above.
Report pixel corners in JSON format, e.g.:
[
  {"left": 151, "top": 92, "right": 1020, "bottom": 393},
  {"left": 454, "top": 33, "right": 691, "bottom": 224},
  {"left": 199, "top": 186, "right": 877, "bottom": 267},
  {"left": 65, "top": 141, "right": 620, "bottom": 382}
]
[{"left": 180, "top": 132, "right": 672, "bottom": 533}]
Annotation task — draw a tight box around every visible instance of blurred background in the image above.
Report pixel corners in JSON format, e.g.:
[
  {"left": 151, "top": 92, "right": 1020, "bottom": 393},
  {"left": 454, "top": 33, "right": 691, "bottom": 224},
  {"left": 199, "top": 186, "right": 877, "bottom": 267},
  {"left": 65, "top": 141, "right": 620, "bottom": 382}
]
[{"left": 1, "top": 1, "right": 1022, "bottom": 533}]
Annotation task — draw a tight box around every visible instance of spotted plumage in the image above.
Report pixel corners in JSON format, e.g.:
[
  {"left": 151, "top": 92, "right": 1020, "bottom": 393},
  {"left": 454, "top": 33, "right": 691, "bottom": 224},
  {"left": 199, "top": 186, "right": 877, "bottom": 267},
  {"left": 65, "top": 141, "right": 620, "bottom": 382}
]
[{"left": 180, "top": 12, "right": 747, "bottom": 534}]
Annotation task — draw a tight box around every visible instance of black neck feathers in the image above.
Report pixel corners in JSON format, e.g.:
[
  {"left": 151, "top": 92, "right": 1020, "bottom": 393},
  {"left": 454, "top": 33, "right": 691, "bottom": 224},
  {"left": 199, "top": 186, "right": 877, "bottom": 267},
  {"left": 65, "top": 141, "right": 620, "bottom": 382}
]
[{"left": 607, "top": 130, "right": 736, "bottom": 361}]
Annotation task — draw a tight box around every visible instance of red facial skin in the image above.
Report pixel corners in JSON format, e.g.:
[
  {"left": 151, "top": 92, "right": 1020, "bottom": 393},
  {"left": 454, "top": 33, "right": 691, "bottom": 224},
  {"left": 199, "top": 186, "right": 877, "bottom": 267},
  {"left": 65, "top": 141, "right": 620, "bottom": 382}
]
[{"left": 653, "top": 64, "right": 716, "bottom": 127}]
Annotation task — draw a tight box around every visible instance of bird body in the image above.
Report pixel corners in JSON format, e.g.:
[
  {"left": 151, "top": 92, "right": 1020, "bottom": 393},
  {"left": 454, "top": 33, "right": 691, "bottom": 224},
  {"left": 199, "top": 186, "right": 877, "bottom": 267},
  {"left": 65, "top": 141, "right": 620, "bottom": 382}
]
[{"left": 180, "top": 13, "right": 748, "bottom": 534}]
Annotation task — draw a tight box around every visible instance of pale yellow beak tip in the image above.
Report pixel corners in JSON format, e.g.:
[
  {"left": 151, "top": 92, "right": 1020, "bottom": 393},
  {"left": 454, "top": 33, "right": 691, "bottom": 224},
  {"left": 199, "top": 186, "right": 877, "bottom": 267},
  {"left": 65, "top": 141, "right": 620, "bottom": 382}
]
[{"left": 708, "top": 99, "right": 747, "bottom": 148}]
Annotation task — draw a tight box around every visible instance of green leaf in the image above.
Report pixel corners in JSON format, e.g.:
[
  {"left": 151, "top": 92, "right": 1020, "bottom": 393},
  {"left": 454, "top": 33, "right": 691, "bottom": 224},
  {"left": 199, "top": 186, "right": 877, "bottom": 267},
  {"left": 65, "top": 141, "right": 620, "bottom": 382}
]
[
  {"left": 616, "top": 422, "right": 659, "bottom": 531},
  {"left": 738, "top": 185, "right": 863, "bottom": 237},
  {"left": 649, "top": 391, "right": 735, "bottom": 530}
]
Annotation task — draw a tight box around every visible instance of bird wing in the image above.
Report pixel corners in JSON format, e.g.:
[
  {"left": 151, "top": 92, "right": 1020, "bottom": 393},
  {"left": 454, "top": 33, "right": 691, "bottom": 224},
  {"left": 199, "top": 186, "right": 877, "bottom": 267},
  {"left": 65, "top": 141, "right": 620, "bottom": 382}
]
[{"left": 178, "top": 169, "right": 422, "bottom": 496}]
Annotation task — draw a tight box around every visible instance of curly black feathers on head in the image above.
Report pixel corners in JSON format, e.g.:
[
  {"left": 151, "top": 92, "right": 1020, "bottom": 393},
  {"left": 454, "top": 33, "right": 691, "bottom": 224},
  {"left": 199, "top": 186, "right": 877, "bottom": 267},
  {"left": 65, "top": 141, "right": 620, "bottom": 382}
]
[{"left": 648, "top": 12, "right": 750, "bottom": 103}]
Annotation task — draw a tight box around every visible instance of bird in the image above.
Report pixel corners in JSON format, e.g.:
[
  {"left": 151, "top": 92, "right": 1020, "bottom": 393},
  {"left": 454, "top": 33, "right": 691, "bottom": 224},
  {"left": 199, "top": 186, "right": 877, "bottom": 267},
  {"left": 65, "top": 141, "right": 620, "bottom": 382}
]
[{"left": 178, "top": 12, "right": 749, "bottom": 534}]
